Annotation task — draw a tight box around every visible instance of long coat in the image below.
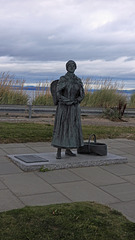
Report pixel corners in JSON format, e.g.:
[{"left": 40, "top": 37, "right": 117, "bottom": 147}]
[{"left": 51, "top": 72, "right": 85, "bottom": 149}]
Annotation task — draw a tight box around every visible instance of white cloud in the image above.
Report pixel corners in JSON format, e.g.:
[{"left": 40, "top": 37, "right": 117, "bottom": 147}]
[
  {"left": 0, "top": 55, "right": 135, "bottom": 78},
  {"left": 77, "top": 57, "right": 135, "bottom": 76}
]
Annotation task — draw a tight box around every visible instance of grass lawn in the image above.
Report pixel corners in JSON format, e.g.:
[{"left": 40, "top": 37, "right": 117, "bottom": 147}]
[
  {"left": 0, "top": 122, "right": 134, "bottom": 143},
  {"left": 0, "top": 202, "right": 135, "bottom": 240}
]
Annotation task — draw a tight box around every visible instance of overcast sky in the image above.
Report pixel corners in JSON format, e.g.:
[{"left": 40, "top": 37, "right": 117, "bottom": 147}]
[{"left": 0, "top": 0, "right": 135, "bottom": 86}]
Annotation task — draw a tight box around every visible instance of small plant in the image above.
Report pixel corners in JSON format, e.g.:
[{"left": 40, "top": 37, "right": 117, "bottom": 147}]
[
  {"left": 103, "top": 108, "right": 121, "bottom": 121},
  {"left": 102, "top": 98, "right": 127, "bottom": 121},
  {"left": 39, "top": 166, "right": 50, "bottom": 172}
]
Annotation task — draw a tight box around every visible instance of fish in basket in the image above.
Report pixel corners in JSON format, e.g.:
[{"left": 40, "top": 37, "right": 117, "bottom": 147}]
[{"left": 77, "top": 134, "right": 107, "bottom": 156}]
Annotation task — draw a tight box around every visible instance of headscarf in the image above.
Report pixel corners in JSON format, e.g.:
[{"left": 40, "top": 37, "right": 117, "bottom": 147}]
[{"left": 66, "top": 60, "right": 77, "bottom": 71}]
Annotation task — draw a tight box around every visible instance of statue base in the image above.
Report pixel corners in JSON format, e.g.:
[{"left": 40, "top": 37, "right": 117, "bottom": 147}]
[{"left": 8, "top": 151, "right": 127, "bottom": 172}]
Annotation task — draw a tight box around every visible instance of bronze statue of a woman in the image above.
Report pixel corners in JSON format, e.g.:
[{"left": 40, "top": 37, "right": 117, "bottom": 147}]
[{"left": 51, "top": 60, "right": 85, "bottom": 159}]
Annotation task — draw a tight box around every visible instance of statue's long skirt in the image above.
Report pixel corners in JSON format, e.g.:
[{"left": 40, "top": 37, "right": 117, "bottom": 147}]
[{"left": 51, "top": 103, "right": 84, "bottom": 148}]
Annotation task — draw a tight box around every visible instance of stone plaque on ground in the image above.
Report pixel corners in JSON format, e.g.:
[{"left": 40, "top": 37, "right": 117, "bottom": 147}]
[{"left": 14, "top": 155, "right": 49, "bottom": 163}]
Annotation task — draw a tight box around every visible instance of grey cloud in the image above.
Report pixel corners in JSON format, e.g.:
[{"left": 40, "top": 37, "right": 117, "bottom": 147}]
[{"left": 0, "top": 0, "right": 135, "bottom": 83}]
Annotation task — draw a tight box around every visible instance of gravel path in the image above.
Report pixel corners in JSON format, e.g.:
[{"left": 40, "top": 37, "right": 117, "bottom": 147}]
[{"left": 0, "top": 115, "right": 134, "bottom": 127}]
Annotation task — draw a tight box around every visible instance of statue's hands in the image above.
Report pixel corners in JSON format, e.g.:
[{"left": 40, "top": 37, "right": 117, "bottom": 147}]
[
  {"left": 68, "top": 99, "right": 79, "bottom": 105},
  {"left": 66, "top": 101, "right": 74, "bottom": 105},
  {"left": 66, "top": 99, "right": 78, "bottom": 105},
  {"left": 73, "top": 99, "right": 78, "bottom": 104},
  {"left": 59, "top": 98, "right": 74, "bottom": 105},
  {"left": 59, "top": 97, "right": 78, "bottom": 105}
]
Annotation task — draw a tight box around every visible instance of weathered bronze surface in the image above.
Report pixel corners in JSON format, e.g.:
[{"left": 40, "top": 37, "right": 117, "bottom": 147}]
[{"left": 51, "top": 60, "right": 85, "bottom": 158}]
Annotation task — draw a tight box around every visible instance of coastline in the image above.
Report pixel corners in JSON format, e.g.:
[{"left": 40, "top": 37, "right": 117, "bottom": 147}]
[{"left": 11, "top": 84, "right": 135, "bottom": 97}]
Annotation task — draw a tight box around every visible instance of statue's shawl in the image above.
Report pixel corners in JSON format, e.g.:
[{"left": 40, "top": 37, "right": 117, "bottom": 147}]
[
  {"left": 50, "top": 74, "right": 84, "bottom": 105},
  {"left": 50, "top": 80, "right": 59, "bottom": 105}
]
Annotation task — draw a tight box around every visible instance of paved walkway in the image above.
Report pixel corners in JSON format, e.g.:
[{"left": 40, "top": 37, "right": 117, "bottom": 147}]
[{"left": 0, "top": 138, "right": 135, "bottom": 222}]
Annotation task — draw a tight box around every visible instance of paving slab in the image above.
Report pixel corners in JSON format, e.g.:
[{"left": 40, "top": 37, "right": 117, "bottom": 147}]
[
  {"left": 103, "top": 139, "right": 135, "bottom": 150},
  {"left": 0, "top": 189, "right": 24, "bottom": 212},
  {"left": 5, "top": 147, "right": 37, "bottom": 155},
  {"left": 0, "top": 173, "right": 55, "bottom": 197},
  {"left": 0, "top": 162, "right": 23, "bottom": 175},
  {"left": 8, "top": 152, "right": 127, "bottom": 171},
  {"left": 128, "top": 162, "right": 135, "bottom": 168},
  {"left": 24, "top": 142, "right": 56, "bottom": 153},
  {"left": 109, "top": 201, "right": 135, "bottom": 223},
  {"left": 0, "top": 156, "right": 11, "bottom": 163},
  {"left": 122, "top": 175, "right": 135, "bottom": 184},
  {"left": 52, "top": 181, "right": 118, "bottom": 204},
  {"left": 117, "top": 138, "right": 135, "bottom": 142},
  {"left": 101, "top": 164, "right": 135, "bottom": 176},
  {"left": 107, "top": 142, "right": 131, "bottom": 149},
  {"left": 0, "top": 180, "right": 7, "bottom": 190},
  {"left": 0, "top": 149, "right": 7, "bottom": 155},
  {"left": 107, "top": 148, "right": 126, "bottom": 156},
  {"left": 124, "top": 154, "right": 135, "bottom": 163},
  {"left": 19, "top": 192, "right": 71, "bottom": 206},
  {"left": 116, "top": 139, "right": 135, "bottom": 147},
  {"left": 106, "top": 139, "right": 135, "bottom": 145},
  {"left": 24, "top": 142, "right": 52, "bottom": 147},
  {"left": 27, "top": 146, "right": 56, "bottom": 153},
  {"left": 123, "top": 147, "right": 135, "bottom": 155},
  {"left": 70, "top": 167, "right": 126, "bottom": 186},
  {"left": 0, "top": 143, "right": 27, "bottom": 149},
  {"left": 101, "top": 183, "right": 135, "bottom": 201},
  {"left": 36, "top": 169, "right": 83, "bottom": 184}
]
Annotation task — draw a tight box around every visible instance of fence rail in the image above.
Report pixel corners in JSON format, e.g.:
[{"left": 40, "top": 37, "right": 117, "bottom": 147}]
[{"left": 0, "top": 105, "right": 134, "bottom": 119}]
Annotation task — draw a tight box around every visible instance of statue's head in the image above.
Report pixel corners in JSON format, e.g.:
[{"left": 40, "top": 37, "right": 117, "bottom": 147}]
[{"left": 66, "top": 60, "right": 77, "bottom": 72}]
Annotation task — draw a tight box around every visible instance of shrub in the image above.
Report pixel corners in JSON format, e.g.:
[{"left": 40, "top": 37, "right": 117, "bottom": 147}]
[
  {"left": 31, "top": 77, "right": 127, "bottom": 113},
  {"left": 0, "top": 72, "right": 28, "bottom": 105},
  {"left": 81, "top": 78, "right": 127, "bottom": 109},
  {"left": 81, "top": 78, "right": 127, "bottom": 120},
  {"left": 103, "top": 108, "right": 123, "bottom": 121},
  {"left": 32, "top": 81, "right": 54, "bottom": 106},
  {"left": 32, "top": 94, "right": 54, "bottom": 106},
  {"left": 81, "top": 92, "right": 93, "bottom": 107}
]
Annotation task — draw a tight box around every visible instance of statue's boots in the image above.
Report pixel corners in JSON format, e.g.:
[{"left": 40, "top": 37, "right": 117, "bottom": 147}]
[
  {"left": 65, "top": 149, "right": 76, "bottom": 157},
  {"left": 56, "top": 148, "right": 61, "bottom": 159}
]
